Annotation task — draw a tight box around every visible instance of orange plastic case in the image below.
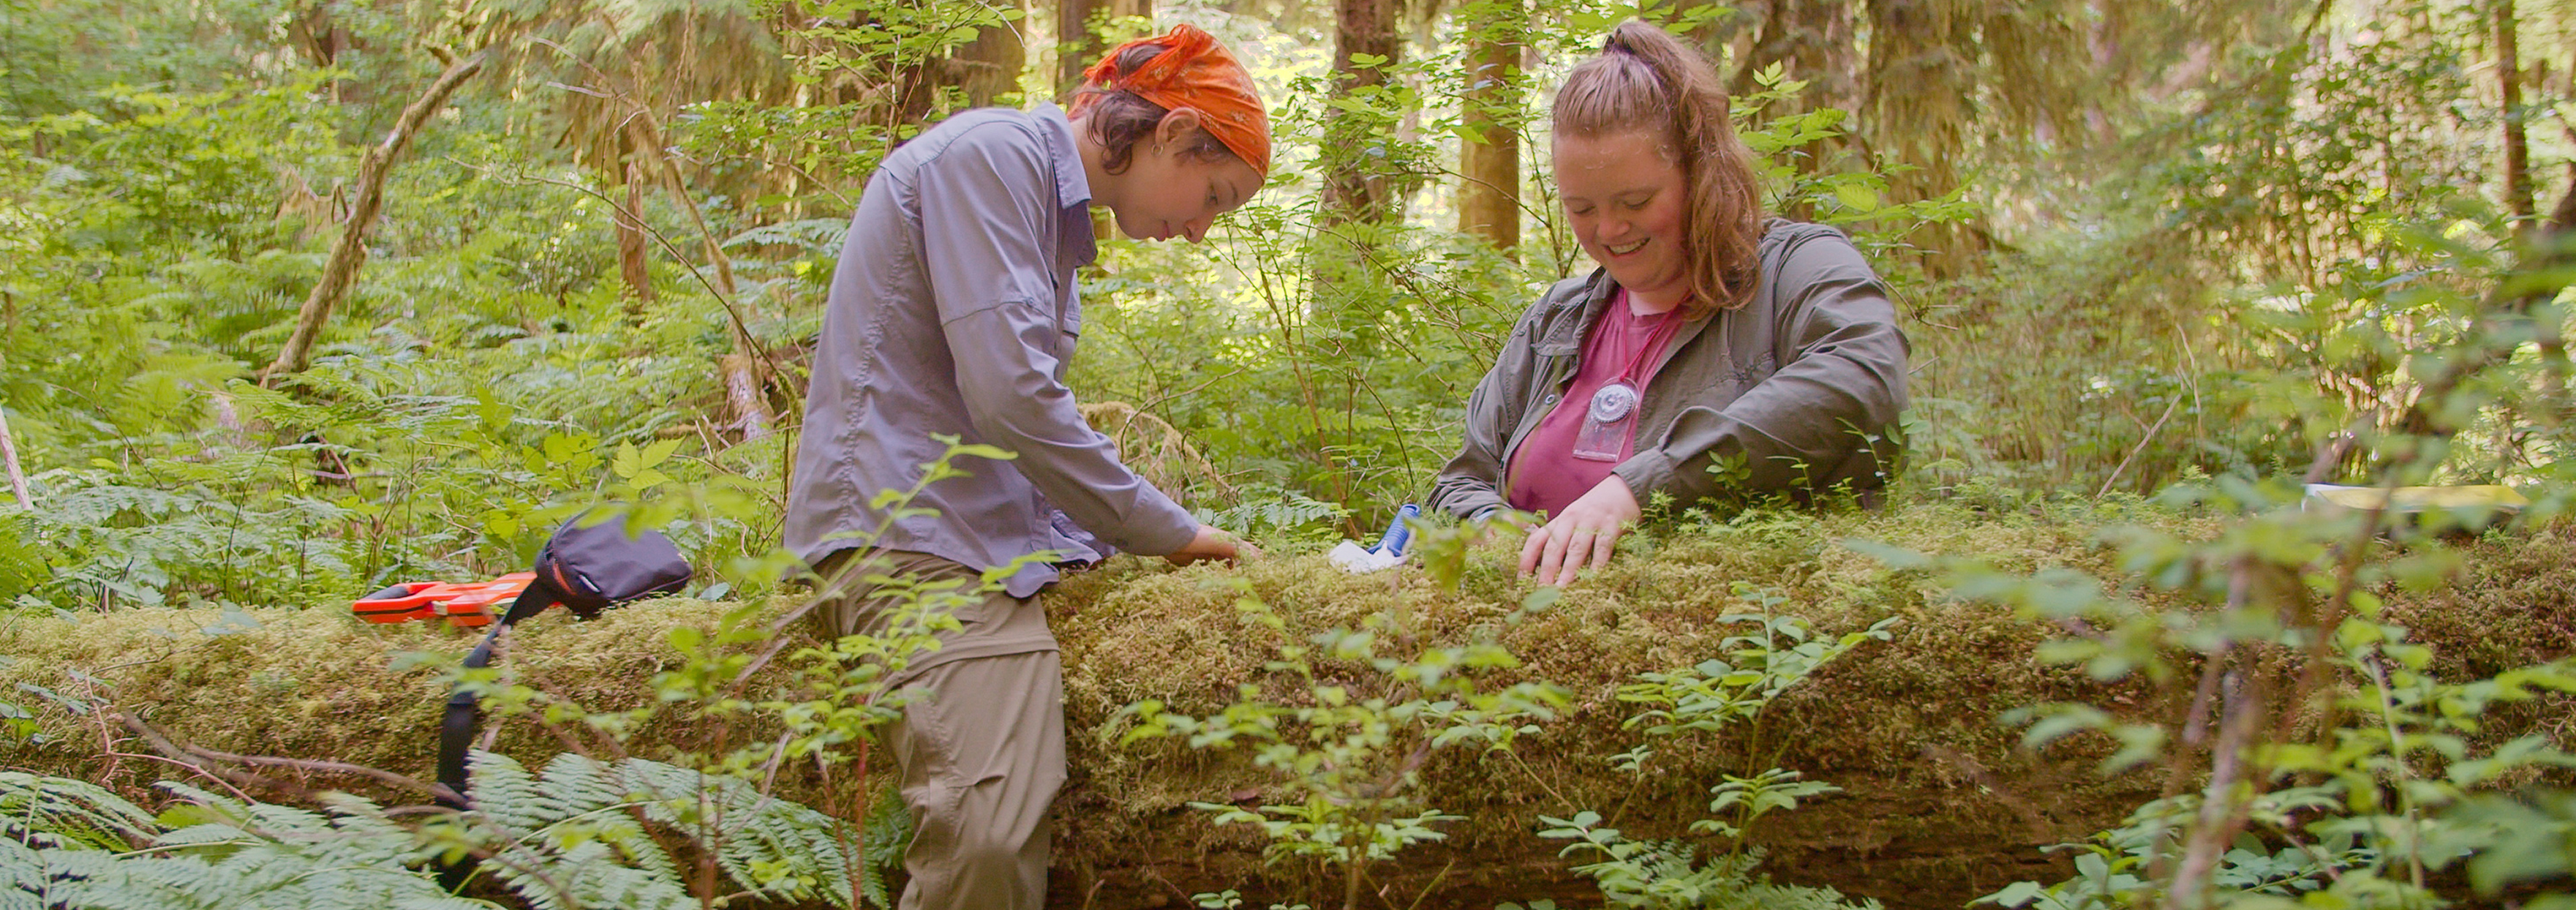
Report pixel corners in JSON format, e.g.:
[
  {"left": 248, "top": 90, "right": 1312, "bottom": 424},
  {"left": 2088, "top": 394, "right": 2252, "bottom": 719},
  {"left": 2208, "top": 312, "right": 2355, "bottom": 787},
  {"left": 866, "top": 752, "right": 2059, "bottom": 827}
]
[{"left": 351, "top": 573, "right": 536, "bottom": 628}]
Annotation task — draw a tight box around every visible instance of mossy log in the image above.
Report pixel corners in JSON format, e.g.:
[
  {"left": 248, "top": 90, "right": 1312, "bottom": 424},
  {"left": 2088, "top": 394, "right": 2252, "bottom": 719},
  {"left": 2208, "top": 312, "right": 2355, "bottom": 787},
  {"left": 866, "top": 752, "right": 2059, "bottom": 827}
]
[{"left": 4, "top": 505, "right": 2570, "bottom": 909}]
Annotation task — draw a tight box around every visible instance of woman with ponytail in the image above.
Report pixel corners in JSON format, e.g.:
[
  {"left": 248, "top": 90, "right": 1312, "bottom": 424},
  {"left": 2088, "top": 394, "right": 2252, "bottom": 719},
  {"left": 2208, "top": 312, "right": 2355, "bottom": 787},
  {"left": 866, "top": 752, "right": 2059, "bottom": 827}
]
[
  {"left": 784, "top": 25, "right": 1266, "bottom": 909},
  {"left": 1428, "top": 20, "right": 1908, "bottom": 585}
]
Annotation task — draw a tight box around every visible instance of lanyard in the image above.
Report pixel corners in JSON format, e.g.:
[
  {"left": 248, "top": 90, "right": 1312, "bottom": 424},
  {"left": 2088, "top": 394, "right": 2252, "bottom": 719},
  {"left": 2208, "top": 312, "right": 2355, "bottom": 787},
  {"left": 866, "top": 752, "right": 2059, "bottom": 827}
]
[{"left": 1610, "top": 300, "right": 1688, "bottom": 388}]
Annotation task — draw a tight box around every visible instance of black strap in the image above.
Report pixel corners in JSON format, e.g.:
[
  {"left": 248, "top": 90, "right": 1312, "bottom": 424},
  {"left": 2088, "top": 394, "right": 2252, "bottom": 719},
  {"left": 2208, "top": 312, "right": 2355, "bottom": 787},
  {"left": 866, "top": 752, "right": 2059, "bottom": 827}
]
[{"left": 434, "top": 575, "right": 565, "bottom": 811}]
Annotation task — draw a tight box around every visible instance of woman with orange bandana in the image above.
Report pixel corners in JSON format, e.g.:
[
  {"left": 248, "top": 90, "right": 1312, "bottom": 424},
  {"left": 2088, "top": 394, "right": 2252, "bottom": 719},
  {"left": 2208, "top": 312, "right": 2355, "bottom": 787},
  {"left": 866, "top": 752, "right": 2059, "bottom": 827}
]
[{"left": 783, "top": 25, "right": 1269, "bottom": 909}]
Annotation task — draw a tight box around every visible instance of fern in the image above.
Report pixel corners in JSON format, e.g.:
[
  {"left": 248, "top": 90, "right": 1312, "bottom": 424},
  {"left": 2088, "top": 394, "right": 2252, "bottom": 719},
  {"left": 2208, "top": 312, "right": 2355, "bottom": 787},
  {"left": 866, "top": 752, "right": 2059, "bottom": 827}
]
[
  {"left": 462, "top": 750, "right": 870, "bottom": 909},
  {"left": 859, "top": 779, "right": 908, "bottom": 907},
  {"left": 0, "top": 772, "right": 156, "bottom": 851},
  {"left": 18, "top": 781, "right": 489, "bottom": 910},
  {"left": 0, "top": 754, "right": 888, "bottom": 910}
]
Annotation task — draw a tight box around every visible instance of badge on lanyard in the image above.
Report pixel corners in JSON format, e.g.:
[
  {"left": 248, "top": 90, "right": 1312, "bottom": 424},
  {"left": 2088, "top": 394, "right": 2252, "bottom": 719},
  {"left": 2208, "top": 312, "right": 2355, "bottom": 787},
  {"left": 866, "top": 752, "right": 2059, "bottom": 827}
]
[
  {"left": 1570, "top": 304, "right": 1684, "bottom": 463},
  {"left": 1572, "top": 380, "right": 1641, "bottom": 462}
]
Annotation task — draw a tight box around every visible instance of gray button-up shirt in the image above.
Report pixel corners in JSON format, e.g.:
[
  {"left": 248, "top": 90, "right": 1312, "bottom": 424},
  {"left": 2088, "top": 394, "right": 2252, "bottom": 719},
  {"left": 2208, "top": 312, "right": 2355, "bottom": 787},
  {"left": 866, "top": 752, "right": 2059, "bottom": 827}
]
[{"left": 786, "top": 104, "right": 1197, "bottom": 598}]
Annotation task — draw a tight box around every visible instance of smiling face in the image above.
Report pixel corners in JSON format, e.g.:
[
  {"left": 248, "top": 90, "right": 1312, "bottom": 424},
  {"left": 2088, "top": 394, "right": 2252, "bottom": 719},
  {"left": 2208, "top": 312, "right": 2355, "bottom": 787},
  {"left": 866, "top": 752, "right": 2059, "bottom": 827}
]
[
  {"left": 1554, "top": 129, "right": 1690, "bottom": 310},
  {"left": 1101, "top": 109, "right": 1262, "bottom": 243}
]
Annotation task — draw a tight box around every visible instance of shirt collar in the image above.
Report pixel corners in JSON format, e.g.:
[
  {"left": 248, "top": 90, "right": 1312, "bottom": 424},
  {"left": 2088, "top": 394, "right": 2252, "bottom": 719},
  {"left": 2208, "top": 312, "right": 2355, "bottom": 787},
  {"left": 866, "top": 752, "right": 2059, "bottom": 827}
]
[
  {"left": 1539, "top": 268, "right": 1712, "bottom": 357},
  {"left": 1032, "top": 102, "right": 1099, "bottom": 267},
  {"left": 1033, "top": 102, "right": 1090, "bottom": 211}
]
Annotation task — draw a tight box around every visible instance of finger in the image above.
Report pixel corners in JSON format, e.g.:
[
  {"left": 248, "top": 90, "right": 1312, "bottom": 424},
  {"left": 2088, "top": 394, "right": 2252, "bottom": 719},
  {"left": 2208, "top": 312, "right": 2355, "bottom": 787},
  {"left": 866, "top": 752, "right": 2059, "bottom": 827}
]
[
  {"left": 1588, "top": 525, "right": 1620, "bottom": 571},
  {"left": 1519, "top": 524, "right": 1548, "bottom": 576},
  {"left": 1550, "top": 529, "right": 1591, "bottom": 587},
  {"left": 1538, "top": 525, "right": 1573, "bottom": 585}
]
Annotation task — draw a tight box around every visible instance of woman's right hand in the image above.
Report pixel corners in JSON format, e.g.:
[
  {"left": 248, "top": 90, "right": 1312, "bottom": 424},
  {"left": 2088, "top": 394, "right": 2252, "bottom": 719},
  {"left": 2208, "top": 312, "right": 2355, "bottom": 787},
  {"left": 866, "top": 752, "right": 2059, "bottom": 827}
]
[
  {"left": 1518, "top": 475, "right": 1642, "bottom": 586},
  {"left": 1166, "top": 523, "right": 1259, "bottom": 565}
]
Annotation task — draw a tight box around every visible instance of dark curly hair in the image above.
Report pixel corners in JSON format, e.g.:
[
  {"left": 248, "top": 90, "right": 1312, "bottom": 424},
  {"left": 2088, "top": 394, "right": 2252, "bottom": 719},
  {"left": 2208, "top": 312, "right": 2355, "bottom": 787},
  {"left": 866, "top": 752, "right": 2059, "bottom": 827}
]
[{"left": 1066, "top": 42, "right": 1240, "bottom": 174}]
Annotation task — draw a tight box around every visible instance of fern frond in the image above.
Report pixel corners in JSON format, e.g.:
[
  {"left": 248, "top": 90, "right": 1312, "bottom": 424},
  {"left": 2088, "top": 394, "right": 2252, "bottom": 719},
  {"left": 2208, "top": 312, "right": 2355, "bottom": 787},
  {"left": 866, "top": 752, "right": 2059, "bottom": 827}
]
[
  {"left": 534, "top": 753, "right": 682, "bottom": 884},
  {"left": 149, "top": 824, "right": 259, "bottom": 848},
  {"left": 444, "top": 751, "right": 887, "bottom": 909},
  {"left": 861, "top": 779, "right": 910, "bottom": 908},
  {"left": 486, "top": 835, "right": 693, "bottom": 910},
  {"left": 0, "top": 839, "right": 77, "bottom": 910},
  {"left": 0, "top": 772, "right": 158, "bottom": 851},
  {"left": 464, "top": 750, "right": 546, "bottom": 834}
]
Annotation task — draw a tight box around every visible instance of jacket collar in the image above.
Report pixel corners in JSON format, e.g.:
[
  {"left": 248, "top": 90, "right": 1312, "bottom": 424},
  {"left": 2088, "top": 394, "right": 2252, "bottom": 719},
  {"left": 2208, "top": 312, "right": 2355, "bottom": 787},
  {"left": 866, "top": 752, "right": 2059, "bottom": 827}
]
[
  {"left": 1532, "top": 268, "right": 1618, "bottom": 357},
  {"left": 1533, "top": 268, "right": 1717, "bottom": 363},
  {"left": 1533, "top": 218, "right": 1800, "bottom": 365}
]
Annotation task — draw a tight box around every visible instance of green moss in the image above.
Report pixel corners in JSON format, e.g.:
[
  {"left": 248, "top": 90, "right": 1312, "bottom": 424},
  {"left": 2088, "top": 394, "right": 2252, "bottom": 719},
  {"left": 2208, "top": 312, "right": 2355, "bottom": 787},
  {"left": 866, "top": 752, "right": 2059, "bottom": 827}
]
[{"left": 3, "top": 503, "right": 2566, "bottom": 909}]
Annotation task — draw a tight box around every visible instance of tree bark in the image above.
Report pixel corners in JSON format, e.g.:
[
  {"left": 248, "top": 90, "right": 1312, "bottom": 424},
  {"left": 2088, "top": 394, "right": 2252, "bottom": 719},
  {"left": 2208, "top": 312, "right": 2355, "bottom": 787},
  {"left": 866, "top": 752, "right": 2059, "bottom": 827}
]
[
  {"left": 263, "top": 53, "right": 486, "bottom": 385},
  {"left": 1323, "top": 0, "right": 1404, "bottom": 223},
  {"left": 1455, "top": 0, "right": 1521, "bottom": 250},
  {"left": 1860, "top": 0, "right": 1982, "bottom": 275},
  {"left": 620, "top": 118, "right": 775, "bottom": 440},
  {"left": 1056, "top": 0, "right": 1107, "bottom": 100},
  {"left": 1056, "top": 0, "right": 1152, "bottom": 99},
  {"left": 1728, "top": 0, "right": 1856, "bottom": 111},
  {"left": 2497, "top": 0, "right": 2534, "bottom": 238},
  {"left": 616, "top": 162, "right": 656, "bottom": 314},
  {"left": 898, "top": 0, "right": 1029, "bottom": 124}
]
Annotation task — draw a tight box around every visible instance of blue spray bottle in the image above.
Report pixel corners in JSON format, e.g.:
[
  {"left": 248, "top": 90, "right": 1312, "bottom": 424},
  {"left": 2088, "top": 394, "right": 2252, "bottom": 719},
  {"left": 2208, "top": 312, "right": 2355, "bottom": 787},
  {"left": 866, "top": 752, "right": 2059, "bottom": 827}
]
[{"left": 1371, "top": 503, "right": 1420, "bottom": 557}]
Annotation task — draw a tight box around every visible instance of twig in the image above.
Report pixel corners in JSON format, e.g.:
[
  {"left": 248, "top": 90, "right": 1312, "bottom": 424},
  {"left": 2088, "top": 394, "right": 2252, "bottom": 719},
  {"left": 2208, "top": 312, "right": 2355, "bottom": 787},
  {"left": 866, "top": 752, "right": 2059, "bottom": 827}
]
[
  {"left": 1401, "top": 858, "right": 1456, "bottom": 910},
  {"left": 2163, "top": 666, "right": 2267, "bottom": 909},
  {"left": 446, "top": 159, "right": 775, "bottom": 383},
  {"left": 2098, "top": 394, "right": 2185, "bottom": 498},
  {"left": 102, "top": 748, "right": 261, "bottom": 805},
  {"left": 116, "top": 710, "right": 464, "bottom": 806},
  {"left": 264, "top": 52, "right": 486, "bottom": 383}
]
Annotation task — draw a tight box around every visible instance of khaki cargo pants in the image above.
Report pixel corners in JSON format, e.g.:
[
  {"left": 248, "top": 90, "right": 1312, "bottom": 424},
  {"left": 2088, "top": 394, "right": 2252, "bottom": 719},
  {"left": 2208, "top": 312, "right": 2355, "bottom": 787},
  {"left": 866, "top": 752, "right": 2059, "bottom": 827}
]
[{"left": 807, "top": 549, "right": 1066, "bottom": 910}]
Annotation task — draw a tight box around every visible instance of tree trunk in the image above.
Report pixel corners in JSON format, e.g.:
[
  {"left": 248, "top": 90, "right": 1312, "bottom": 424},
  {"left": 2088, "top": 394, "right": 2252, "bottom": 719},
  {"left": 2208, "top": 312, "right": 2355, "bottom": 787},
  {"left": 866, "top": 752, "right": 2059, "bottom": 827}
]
[
  {"left": 1728, "top": 0, "right": 1856, "bottom": 111},
  {"left": 620, "top": 118, "right": 775, "bottom": 440},
  {"left": 1057, "top": 0, "right": 1153, "bottom": 98},
  {"left": 1056, "top": 0, "right": 1106, "bottom": 100},
  {"left": 1323, "top": 0, "right": 1404, "bottom": 223},
  {"left": 1455, "top": 0, "right": 1521, "bottom": 250},
  {"left": 2497, "top": 0, "right": 2534, "bottom": 239},
  {"left": 263, "top": 53, "right": 486, "bottom": 385},
  {"left": 1860, "top": 0, "right": 1982, "bottom": 276},
  {"left": 1732, "top": 0, "right": 1862, "bottom": 228},
  {"left": 617, "top": 162, "right": 656, "bottom": 314},
  {"left": 899, "top": 0, "right": 1029, "bottom": 124},
  {"left": 1056, "top": 0, "right": 1150, "bottom": 244},
  {"left": 1675, "top": 0, "right": 1753, "bottom": 63}
]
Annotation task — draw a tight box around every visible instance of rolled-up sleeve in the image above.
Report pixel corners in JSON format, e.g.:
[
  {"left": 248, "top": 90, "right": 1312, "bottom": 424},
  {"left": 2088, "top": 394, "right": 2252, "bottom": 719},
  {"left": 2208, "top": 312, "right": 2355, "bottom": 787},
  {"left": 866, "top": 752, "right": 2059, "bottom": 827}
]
[
  {"left": 1612, "top": 235, "right": 1908, "bottom": 501},
  {"left": 914, "top": 129, "right": 1198, "bottom": 556},
  {"left": 1428, "top": 307, "right": 1545, "bottom": 520}
]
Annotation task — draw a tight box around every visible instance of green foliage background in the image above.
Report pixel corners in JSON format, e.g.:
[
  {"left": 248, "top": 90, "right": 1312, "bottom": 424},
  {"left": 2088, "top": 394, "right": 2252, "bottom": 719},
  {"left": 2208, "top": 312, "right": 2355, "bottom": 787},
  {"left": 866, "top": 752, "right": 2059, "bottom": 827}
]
[{"left": 7, "top": 0, "right": 2576, "bottom": 906}]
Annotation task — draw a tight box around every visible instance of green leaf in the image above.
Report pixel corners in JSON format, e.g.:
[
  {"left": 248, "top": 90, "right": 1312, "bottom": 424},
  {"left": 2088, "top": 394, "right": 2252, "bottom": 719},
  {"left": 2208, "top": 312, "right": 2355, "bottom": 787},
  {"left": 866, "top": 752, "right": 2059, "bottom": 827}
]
[{"left": 1834, "top": 183, "right": 1881, "bottom": 213}]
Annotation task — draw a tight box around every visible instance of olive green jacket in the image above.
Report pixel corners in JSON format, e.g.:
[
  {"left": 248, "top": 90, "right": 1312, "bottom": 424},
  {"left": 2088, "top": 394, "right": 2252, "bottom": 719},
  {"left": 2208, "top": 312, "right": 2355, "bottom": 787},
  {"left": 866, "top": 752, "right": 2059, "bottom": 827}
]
[{"left": 1428, "top": 219, "right": 1907, "bottom": 519}]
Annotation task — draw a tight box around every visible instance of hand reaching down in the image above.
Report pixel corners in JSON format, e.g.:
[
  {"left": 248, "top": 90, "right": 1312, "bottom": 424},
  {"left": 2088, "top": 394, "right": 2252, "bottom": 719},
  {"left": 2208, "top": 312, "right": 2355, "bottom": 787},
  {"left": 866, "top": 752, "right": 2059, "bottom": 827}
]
[{"left": 1518, "top": 476, "right": 1641, "bottom": 586}]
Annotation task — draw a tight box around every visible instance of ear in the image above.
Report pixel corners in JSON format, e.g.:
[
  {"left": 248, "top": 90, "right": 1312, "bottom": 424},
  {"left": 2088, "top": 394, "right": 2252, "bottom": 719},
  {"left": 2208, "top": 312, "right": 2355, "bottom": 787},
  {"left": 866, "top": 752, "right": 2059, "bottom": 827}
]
[{"left": 1153, "top": 108, "right": 1206, "bottom": 149}]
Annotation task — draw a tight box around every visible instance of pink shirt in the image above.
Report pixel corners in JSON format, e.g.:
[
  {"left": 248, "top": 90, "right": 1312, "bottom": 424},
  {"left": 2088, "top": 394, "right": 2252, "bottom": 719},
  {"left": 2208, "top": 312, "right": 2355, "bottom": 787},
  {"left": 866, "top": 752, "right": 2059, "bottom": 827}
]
[{"left": 1506, "top": 290, "right": 1686, "bottom": 516}]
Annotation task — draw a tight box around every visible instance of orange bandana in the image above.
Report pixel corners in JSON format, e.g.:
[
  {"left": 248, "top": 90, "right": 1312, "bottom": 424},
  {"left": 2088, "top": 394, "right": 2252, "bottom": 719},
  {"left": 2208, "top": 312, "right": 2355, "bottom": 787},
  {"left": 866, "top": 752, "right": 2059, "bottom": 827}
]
[{"left": 1072, "top": 24, "right": 1271, "bottom": 176}]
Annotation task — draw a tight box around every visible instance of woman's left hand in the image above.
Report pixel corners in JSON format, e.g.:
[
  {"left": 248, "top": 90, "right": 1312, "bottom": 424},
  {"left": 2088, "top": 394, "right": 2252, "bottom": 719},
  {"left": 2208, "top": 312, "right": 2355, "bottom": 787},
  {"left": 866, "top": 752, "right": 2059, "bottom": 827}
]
[{"left": 1519, "top": 475, "right": 1642, "bottom": 586}]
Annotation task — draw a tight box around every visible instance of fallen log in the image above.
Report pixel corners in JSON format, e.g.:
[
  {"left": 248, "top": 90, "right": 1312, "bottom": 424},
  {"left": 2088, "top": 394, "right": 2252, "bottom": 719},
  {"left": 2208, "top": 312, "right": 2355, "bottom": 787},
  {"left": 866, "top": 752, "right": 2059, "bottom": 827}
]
[{"left": 4, "top": 505, "right": 2569, "bottom": 909}]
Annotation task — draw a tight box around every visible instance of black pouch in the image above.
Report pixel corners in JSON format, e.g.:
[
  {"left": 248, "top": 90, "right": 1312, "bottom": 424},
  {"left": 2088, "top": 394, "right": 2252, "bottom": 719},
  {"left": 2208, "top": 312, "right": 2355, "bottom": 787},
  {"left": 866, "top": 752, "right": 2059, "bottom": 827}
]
[{"left": 435, "top": 512, "right": 690, "bottom": 810}]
